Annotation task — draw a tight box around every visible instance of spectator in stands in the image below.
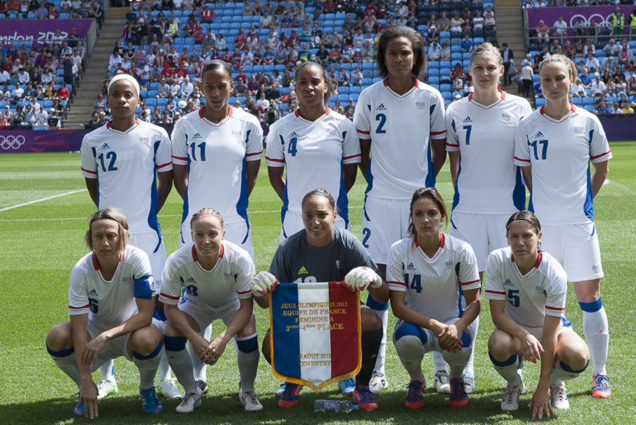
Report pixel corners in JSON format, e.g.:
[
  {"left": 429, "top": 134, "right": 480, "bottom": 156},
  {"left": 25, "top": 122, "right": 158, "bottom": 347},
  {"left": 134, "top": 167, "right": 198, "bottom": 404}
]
[
  {"left": 473, "top": 11, "right": 485, "bottom": 31},
  {"left": 256, "top": 91, "right": 270, "bottom": 110},
  {"left": 56, "top": 84, "right": 70, "bottom": 100},
  {"left": 60, "top": 0, "right": 71, "bottom": 12},
  {"left": 428, "top": 41, "right": 441, "bottom": 61},
  {"left": 611, "top": 7, "right": 624, "bottom": 36},
  {"left": 553, "top": 15, "right": 567, "bottom": 41},
  {"left": 585, "top": 51, "right": 600, "bottom": 73},
  {"left": 3, "top": 105, "right": 13, "bottom": 123},
  {"left": 550, "top": 39, "right": 562, "bottom": 55},
  {"left": 449, "top": 12, "right": 463, "bottom": 35},
  {"left": 571, "top": 78, "right": 587, "bottom": 98},
  {"left": 437, "top": 11, "right": 450, "bottom": 32},
  {"left": 62, "top": 56, "right": 75, "bottom": 86},
  {"left": 89, "top": 1, "right": 103, "bottom": 26},
  {"left": 17, "top": 68, "right": 30, "bottom": 85},
  {"left": 35, "top": 1, "right": 47, "bottom": 18},
  {"left": 23, "top": 102, "right": 36, "bottom": 125},
  {"left": 536, "top": 19, "right": 549, "bottom": 44},
  {"left": 441, "top": 42, "right": 451, "bottom": 61},
  {"left": 11, "top": 83, "right": 24, "bottom": 101},
  {"left": 0, "top": 68, "right": 9, "bottom": 85},
  {"left": 584, "top": 39, "right": 596, "bottom": 57},
  {"left": 23, "top": 82, "right": 37, "bottom": 101},
  {"left": 521, "top": 60, "right": 533, "bottom": 97},
  {"left": 591, "top": 73, "right": 607, "bottom": 97},
  {"left": 580, "top": 67, "right": 591, "bottom": 86},
  {"left": 603, "top": 38, "right": 620, "bottom": 56},
  {"left": 47, "top": 108, "right": 61, "bottom": 129}
]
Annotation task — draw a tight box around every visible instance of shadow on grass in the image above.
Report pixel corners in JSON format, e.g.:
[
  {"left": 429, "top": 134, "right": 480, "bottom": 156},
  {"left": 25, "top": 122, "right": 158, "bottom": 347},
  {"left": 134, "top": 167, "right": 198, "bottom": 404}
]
[{"left": 2, "top": 386, "right": 576, "bottom": 425}]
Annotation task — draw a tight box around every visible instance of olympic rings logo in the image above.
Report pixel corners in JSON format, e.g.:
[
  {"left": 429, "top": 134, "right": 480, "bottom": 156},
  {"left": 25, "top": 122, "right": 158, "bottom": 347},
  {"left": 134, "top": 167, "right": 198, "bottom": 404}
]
[
  {"left": 569, "top": 13, "right": 614, "bottom": 29},
  {"left": 0, "top": 135, "right": 26, "bottom": 150}
]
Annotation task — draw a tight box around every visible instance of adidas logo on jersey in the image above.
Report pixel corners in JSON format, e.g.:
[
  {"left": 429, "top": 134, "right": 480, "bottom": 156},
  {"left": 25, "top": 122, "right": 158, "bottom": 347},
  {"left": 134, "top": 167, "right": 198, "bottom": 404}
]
[
  {"left": 186, "top": 277, "right": 197, "bottom": 283},
  {"left": 289, "top": 131, "right": 299, "bottom": 138},
  {"left": 534, "top": 131, "right": 545, "bottom": 138},
  {"left": 192, "top": 133, "right": 202, "bottom": 139},
  {"left": 89, "top": 289, "right": 99, "bottom": 296},
  {"left": 98, "top": 143, "right": 111, "bottom": 152},
  {"left": 503, "top": 279, "right": 513, "bottom": 286},
  {"left": 298, "top": 266, "right": 309, "bottom": 275},
  {"left": 463, "top": 116, "right": 473, "bottom": 123},
  {"left": 406, "top": 263, "right": 416, "bottom": 271},
  {"left": 375, "top": 103, "right": 387, "bottom": 111}
]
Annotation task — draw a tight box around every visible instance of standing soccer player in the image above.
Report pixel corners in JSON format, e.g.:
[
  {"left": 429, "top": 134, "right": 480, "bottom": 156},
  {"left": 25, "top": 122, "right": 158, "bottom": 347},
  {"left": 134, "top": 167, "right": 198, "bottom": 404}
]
[
  {"left": 171, "top": 60, "right": 263, "bottom": 393},
  {"left": 486, "top": 211, "right": 590, "bottom": 418},
  {"left": 388, "top": 188, "right": 481, "bottom": 409},
  {"left": 266, "top": 61, "right": 360, "bottom": 242},
  {"left": 80, "top": 74, "right": 179, "bottom": 399},
  {"left": 353, "top": 26, "right": 447, "bottom": 393},
  {"left": 46, "top": 209, "right": 164, "bottom": 418},
  {"left": 443, "top": 42, "right": 532, "bottom": 393},
  {"left": 160, "top": 208, "right": 262, "bottom": 413},
  {"left": 514, "top": 54, "right": 612, "bottom": 398}
]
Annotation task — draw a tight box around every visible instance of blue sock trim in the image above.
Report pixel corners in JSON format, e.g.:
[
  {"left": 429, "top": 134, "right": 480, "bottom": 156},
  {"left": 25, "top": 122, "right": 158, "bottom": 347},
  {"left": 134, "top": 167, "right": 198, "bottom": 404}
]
[
  {"left": 236, "top": 335, "right": 258, "bottom": 353},
  {"left": 395, "top": 323, "right": 428, "bottom": 345},
  {"left": 579, "top": 297, "right": 603, "bottom": 313},
  {"left": 560, "top": 359, "right": 589, "bottom": 374},
  {"left": 46, "top": 344, "right": 74, "bottom": 357},
  {"left": 489, "top": 352, "right": 518, "bottom": 367},
  {"left": 132, "top": 342, "right": 163, "bottom": 360},
  {"left": 460, "top": 332, "right": 472, "bottom": 348},
  {"left": 366, "top": 293, "right": 389, "bottom": 311},
  {"left": 164, "top": 335, "right": 187, "bottom": 351}
]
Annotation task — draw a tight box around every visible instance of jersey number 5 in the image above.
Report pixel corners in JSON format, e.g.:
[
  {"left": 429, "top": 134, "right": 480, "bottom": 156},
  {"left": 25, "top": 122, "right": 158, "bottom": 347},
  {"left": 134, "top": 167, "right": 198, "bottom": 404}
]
[{"left": 507, "top": 289, "right": 520, "bottom": 307}]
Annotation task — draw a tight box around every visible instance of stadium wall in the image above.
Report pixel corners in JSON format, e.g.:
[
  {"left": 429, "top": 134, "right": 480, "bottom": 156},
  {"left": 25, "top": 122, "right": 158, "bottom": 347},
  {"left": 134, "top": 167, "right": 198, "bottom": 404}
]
[
  {"left": 527, "top": 5, "right": 635, "bottom": 38},
  {"left": 0, "top": 19, "right": 94, "bottom": 49},
  {"left": 1, "top": 115, "right": 634, "bottom": 154}
]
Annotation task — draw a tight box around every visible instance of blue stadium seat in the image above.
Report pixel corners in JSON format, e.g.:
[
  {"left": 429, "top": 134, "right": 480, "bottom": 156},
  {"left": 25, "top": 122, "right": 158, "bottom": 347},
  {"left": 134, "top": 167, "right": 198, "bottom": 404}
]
[
  {"left": 349, "top": 94, "right": 359, "bottom": 101},
  {"left": 338, "top": 94, "right": 349, "bottom": 102},
  {"left": 339, "top": 86, "right": 350, "bottom": 94},
  {"left": 584, "top": 105, "right": 595, "bottom": 112},
  {"left": 451, "top": 45, "right": 461, "bottom": 53},
  {"left": 157, "top": 98, "right": 168, "bottom": 106},
  {"left": 451, "top": 53, "right": 462, "bottom": 61},
  {"left": 440, "top": 61, "right": 451, "bottom": 69},
  {"left": 350, "top": 86, "right": 361, "bottom": 94},
  {"left": 33, "top": 126, "right": 48, "bottom": 130},
  {"left": 440, "top": 84, "right": 452, "bottom": 92},
  {"left": 428, "top": 61, "right": 439, "bottom": 69},
  {"left": 362, "top": 78, "right": 372, "bottom": 85},
  {"left": 372, "top": 77, "right": 383, "bottom": 83},
  {"left": 428, "top": 76, "right": 440, "bottom": 84},
  {"left": 571, "top": 97, "right": 583, "bottom": 105},
  {"left": 535, "top": 98, "right": 546, "bottom": 107},
  {"left": 474, "top": 37, "right": 484, "bottom": 45}
]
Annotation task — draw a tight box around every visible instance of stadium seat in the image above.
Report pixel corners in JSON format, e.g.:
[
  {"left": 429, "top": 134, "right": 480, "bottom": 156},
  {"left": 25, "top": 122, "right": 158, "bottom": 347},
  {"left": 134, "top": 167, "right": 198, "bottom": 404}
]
[
  {"left": 349, "top": 94, "right": 359, "bottom": 102},
  {"left": 428, "top": 68, "right": 440, "bottom": 77},
  {"left": 584, "top": 105, "right": 595, "bottom": 112},
  {"left": 535, "top": 98, "right": 546, "bottom": 107}
]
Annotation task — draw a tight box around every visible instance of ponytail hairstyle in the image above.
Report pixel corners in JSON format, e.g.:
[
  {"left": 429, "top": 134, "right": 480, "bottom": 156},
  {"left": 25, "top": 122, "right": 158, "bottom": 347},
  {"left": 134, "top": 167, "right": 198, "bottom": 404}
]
[
  {"left": 190, "top": 207, "right": 225, "bottom": 228},
  {"left": 505, "top": 210, "right": 541, "bottom": 235},
  {"left": 407, "top": 187, "right": 448, "bottom": 236},
  {"left": 301, "top": 188, "right": 336, "bottom": 213}
]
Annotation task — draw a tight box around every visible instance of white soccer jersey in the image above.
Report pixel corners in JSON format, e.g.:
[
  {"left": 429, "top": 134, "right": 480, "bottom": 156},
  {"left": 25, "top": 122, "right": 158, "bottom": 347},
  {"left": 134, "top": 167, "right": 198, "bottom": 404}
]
[
  {"left": 446, "top": 91, "right": 533, "bottom": 214},
  {"left": 514, "top": 105, "right": 612, "bottom": 225},
  {"left": 172, "top": 107, "right": 263, "bottom": 244},
  {"left": 159, "top": 240, "right": 254, "bottom": 306},
  {"left": 485, "top": 247, "right": 567, "bottom": 328},
  {"left": 353, "top": 79, "right": 446, "bottom": 199},
  {"left": 68, "top": 246, "right": 155, "bottom": 330},
  {"left": 265, "top": 108, "right": 361, "bottom": 226},
  {"left": 386, "top": 233, "right": 481, "bottom": 323},
  {"left": 80, "top": 119, "right": 173, "bottom": 239}
]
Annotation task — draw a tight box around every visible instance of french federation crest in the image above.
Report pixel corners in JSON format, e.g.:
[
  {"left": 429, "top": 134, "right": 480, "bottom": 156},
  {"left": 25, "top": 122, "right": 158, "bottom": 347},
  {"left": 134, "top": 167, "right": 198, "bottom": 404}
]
[
  {"left": 416, "top": 101, "right": 426, "bottom": 110},
  {"left": 574, "top": 126, "right": 585, "bottom": 135},
  {"left": 139, "top": 137, "right": 150, "bottom": 147},
  {"left": 501, "top": 113, "right": 513, "bottom": 124},
  {"left": 445, "top": 260, "right": 454, "bottom": 270}
]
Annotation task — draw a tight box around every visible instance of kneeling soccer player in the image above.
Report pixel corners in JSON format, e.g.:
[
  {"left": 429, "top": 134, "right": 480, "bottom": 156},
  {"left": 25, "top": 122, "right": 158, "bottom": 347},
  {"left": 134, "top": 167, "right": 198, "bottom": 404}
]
[
  {"left": 159, "top": 208, "right": 262, "bottom": 413},
  {"left": 250, "top": 189, "right": 389, "bottom": 410},
  {"left": 46, "top": 208, "right": 164, "bottom": 418},
  {"left": 388, "top": 188, "right": 480, "bottom": 409},
  {"left": 485, "top": 211, "right": 590, "bottom": 419}
]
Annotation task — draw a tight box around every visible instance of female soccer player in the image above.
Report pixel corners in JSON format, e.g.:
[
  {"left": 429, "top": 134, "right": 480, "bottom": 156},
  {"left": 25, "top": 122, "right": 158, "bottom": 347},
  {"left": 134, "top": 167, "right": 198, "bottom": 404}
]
[
  {"left": 514, "top": 54, "right": 612, "bottom": 398},
  {"left": 485, "top": 211, "right": 590, "bottom": 418},
  {"left": 46, "top": 209, "right": 164, "bottom": 418},
  {"left": 443, "top": 42, "right": 533, "bottom": 393},
  {"left": 172, "top": 60, "right": 263, "bottom": 393},
  {"left": 80, "top": 74, "right": 178, "bottom": 399},
  {"left": 353, "top": 25, "right": 447, "bottom": 394},
  {"left": 172, "top": 60, "right": 263, "bottom": 258},
  {"left": 249, "top": 189, "right": 389, "bottom": 410},
  {"left": 265, "top": 61, "right": 360, "bottom": 241},
  {"left": 387, "top": 188, "right": 480, "bottom": 409},
  {"left": 159, "top": 208, "right": 262, "bottom": 413}
]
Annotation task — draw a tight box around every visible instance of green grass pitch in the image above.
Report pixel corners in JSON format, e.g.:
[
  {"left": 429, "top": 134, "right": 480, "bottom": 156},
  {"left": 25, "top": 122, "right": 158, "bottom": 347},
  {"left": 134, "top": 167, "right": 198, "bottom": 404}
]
[{"left": 1, "top": 143, "right": 635, "bottom": 424}]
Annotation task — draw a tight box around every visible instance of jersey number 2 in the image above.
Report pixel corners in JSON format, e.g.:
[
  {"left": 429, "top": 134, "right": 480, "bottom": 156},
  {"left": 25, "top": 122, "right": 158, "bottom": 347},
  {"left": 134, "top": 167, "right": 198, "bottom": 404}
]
[{"left": 375, "top": 113, "right": 386, "bottom": 134}]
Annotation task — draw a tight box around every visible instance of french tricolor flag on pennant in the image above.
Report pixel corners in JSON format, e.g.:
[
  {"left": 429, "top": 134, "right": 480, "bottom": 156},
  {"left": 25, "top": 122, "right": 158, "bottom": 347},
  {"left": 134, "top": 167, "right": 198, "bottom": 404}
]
[{"left": 269, "top": 282, "right": 361, "bottom": 392}]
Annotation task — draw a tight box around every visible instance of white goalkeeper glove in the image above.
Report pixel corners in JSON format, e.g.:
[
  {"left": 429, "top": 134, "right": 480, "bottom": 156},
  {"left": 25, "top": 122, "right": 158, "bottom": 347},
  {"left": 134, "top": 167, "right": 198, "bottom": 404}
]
[
  {"left": 344, "top": 266, "right": 383, "bottom": 292},
  {"left": 250, "top": 271, "right": 279, "bottom": 297}
]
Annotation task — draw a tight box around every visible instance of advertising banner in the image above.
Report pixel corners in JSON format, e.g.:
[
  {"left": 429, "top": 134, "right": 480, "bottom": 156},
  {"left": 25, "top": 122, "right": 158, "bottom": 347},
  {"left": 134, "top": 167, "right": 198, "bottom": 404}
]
[{"left": 0, "top": 19, "right": 93, "bottom": 48}]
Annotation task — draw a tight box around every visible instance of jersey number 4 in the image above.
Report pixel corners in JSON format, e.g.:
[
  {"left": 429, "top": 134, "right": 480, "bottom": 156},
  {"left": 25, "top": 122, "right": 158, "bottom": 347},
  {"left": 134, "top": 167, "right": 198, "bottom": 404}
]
[
  {"left": 404, "top": 273, "right": 423, "bottom": 293},
  {"left": 528, "top": 139, "right": 548, "bottom": 160}
]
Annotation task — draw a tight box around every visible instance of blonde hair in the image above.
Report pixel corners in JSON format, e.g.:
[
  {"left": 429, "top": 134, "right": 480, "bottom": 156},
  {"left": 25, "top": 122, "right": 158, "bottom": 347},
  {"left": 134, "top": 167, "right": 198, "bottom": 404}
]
[
  {"left": 469, "top": 42, "right": 503, "bottom": 66},
  {"left": 190, "top": 207, "right": 224, "bottom": 228},
  {"left": 539, "top": 54, "right": 577, "bottom": 80},
  {"left": 84, "top": 208, "right": 130, "bottom": 253}
]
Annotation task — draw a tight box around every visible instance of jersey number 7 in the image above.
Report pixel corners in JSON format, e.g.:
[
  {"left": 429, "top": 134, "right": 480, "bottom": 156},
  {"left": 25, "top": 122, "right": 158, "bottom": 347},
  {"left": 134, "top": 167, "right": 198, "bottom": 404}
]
[{"left": 528, "top": 139, "right": 548, "bottom": 160}]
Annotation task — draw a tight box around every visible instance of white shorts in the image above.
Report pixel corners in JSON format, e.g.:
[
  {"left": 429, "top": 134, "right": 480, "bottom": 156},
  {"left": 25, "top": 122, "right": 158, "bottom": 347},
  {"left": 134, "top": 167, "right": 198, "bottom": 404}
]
[
  {"left": 394, "top": 317, "right": 478, "bottom": 354},
  {"left": 540, "top": 222, "right": 604, "bottom": 282},
  {"left": 180, "top": 219, "right": 254, "bottom": 260},
  {"left": 362, "top": 197, "right": 411, "bottom": 265},
  {"left": 450, "top": 212, "right": 511, "bottom": 272},
  {"left": 517, "top": 319, "right": 572, "bottom": 343},
  {"left": 86, "top": 317, "right": 163, "bottom": 371},
  {"left": 178, "top": 296, "right": 240, "bottom": 333},
  {"left": 279, "top": 210, "right": 349, "bottom": 242},
  {"left": 130, "top": 232, "right": 166, "bottom": 290}
]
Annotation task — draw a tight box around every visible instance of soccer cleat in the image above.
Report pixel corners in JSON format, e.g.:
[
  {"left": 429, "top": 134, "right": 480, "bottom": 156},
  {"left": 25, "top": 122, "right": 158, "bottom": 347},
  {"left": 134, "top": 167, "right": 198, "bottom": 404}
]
[
  {"left": 434, "top": 371, "right": 450, "bottom": 394},
  {"left": 591, "top": 374, "right": 612, "bottom": 399},
  {"left": 500, "top": 383, "right": 522, "bottom": 411},
  {"left": 550, "top": 382, "right": 570, "bottom": 410},
  {"left": 96, "top": 379, "right": 119, "bottom": 399},
  {"left": 352, "top": 385, "right": 378, "bottom": 411},
  {"left": 176, "top": 392, "right": 202, "bottom": 413},
  {"left": 368, "top": 371, "right": 389, "bottom": 394},
  {"left": 73, "top": 400, "right": 86, "bottom": 416},
  {"left": 449, "top": 378, "right": 469, "bottom": 407},
  {"left": 139, "top": 386, "right": 163, "bottom": 414},
  {"left": 278, "top": 382, "right": 302, "bottom": 407},
  {"left": 239, "top": 389, "right": 264, "bottom": 411},
  {"left": 275, "top": 382, "right": 286, "bottom": 397},
  {"left": 404, "top": 380, "right": 425, "bottom": 409},
  {"left": 196, "top": 379, "right": 209, "bottom": 395},
  {"left": 463, "top": 371, "right": 475, "bottom": 394},
  {"left": 158, "top": 378, "right": 183, "bottom": 399},
  {"left": 518, "top": 369, "right": 528, "bottom": 394},
  {"left": 338, "top": 378, "right": 356, "bottom": 396}
]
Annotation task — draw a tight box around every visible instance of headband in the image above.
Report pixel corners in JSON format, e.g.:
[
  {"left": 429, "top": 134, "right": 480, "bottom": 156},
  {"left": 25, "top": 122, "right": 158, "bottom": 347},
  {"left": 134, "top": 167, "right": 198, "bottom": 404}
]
[
  {"left": 93, "top": 217, "right": 124, "bottom": 228},
  {"left": 108, "top": 74, "right": 140, "bottom": 97},
  {"left": 191, "top": 212, "right": 224, "bottom": 224},
  {"left": 506, "top": 219, "right": 540, "bottom": 233}
]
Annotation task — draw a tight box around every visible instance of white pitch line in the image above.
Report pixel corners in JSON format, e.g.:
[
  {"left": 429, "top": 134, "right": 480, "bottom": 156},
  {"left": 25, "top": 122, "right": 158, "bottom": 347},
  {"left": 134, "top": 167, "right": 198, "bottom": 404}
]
[{"left": 0, "top": 189, "right": 87, "bottom": 213}]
